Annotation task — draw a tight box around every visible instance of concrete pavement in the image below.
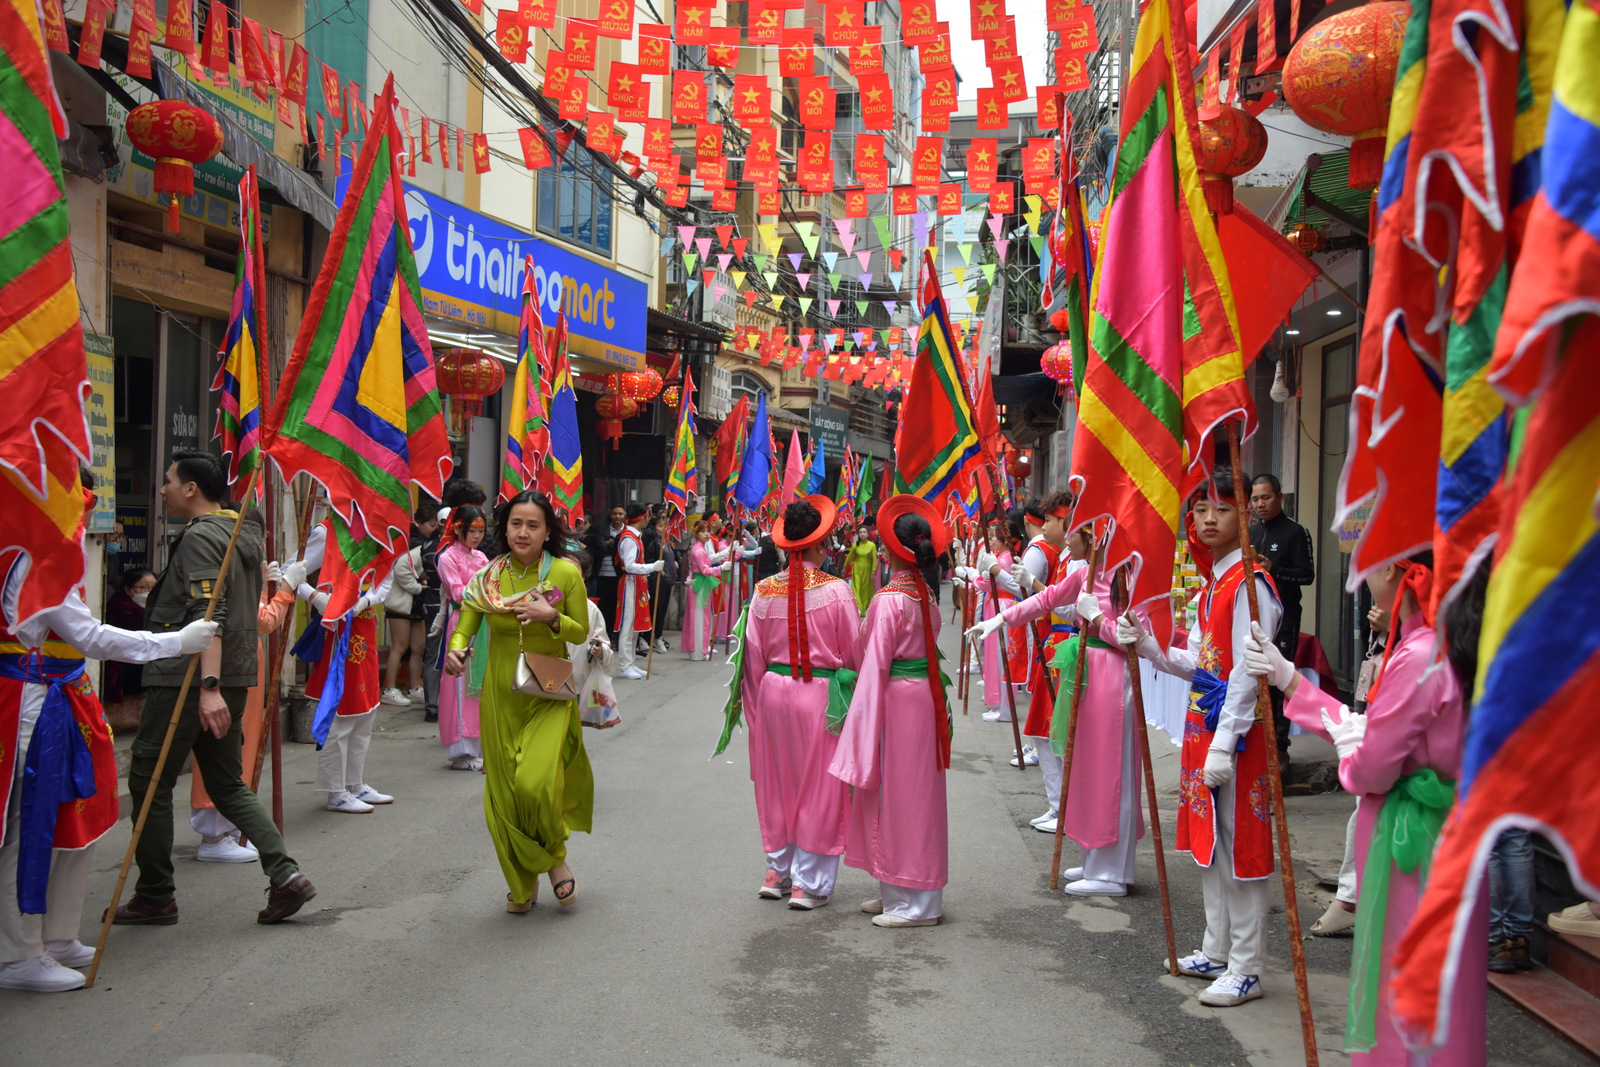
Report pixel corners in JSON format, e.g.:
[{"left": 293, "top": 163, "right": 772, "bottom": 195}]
[{"left": 1, "top": 610, "right": 1584, "bottom": 1066}]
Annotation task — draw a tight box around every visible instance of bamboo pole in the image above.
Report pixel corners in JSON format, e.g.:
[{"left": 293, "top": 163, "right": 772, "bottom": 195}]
[
  {"left": 645, "top": 565, "right": 663, "bottom": 679},
  {"left": 1050, "top": 543, "right": 1099, "bottom": 890},
  {"left": 1226, "top": 421, "right": 1319, "bottom": 1066},
  {"left": 248, "top": 481, "right": 316, "bottom": 823},
  {"left": 994, "top": 624, "right": 1028, "bottom": 772},
  {"left": 87, "top": 467, "right": 262, "bottom": 988}
]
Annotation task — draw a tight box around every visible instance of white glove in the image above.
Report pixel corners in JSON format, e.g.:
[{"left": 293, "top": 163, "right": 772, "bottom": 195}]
[
  {"left": 1243, "top": 622, "right": 1296, "bottom": 689},
  {"left": 964, "top": 614, "right": 1006, "bottom": 643},
  {"left": 1321, "top": 706, "right": 1368, "bottom": 761},
  {"left": 1075, "top": 591, "right": 1103, "bottom": 628},
  {"left": 177, "top": 619, "right": 220, "bottom": 654},
  {"left": 352, "top": 596, "right": 372, "bottom": 616},
  {"left": 1203, "top": 745, "right": 1235, "bottom": 788},
  {"left": 282, "top": 560, "right": 307, "bottom": 591},
  {"left": 975, "top": 551, "right": 998, "bottom": 576},
  {"left": 720, "top": 562, "right": 732, "bottom": 573},
  {"left": 263, "top": 560, "right": 283, "bottom": 585},
  {"left": 1114, "top": 613, "right": 1161, "bottom": 660},
  {"left": 1011, "top": 560, "right": 1032, "bottom": 591},
  {"left": 310, "top": 591, "right": 331, "bottom": 616},
  {"left": 649, "top": 560, "right": 666, "bottom": 573}
]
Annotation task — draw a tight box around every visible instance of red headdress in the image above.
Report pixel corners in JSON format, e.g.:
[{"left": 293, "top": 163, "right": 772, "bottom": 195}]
[
  {"left": 878, "top": 494, "right": 953, "bottom": 770},
  {"left": 771, "top": 494, "right": 838, "bottom": 681}
]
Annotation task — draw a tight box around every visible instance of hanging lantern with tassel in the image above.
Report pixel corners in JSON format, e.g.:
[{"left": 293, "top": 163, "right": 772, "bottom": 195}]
[
  {"left": 1196, "top": 105, "right": 1268, "bottom": 215},
  {"left": 435, "top": 348, "right": 505, "bottom": 435},
  {"left": 1041, "top": 340, "right": 1076, "bottom": 399},
  {"left": 617, "top": 369, "right": 664, "bottom": 401},
  {"left": 661, "top": 384, "right": 681, "bottom": 410},
  {"left": 595, "top": 393, "right": 638, "bottom": 449},
  {"left": 1289, "top": 223, "right": 1325, "bottom": 254},
  {"left": 1006, "top": 451, "right": 1031, "bottom": 482},
  {"left": 123, "top": 101, "right": 225, "bottom": 232}
]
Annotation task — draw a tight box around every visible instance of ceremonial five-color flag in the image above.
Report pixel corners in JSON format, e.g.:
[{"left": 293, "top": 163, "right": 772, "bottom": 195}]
[
  {"left": 213, "top": 167, "right": 267, "bottom": 494},
  {"left": 893, "top": 249, "right": 983, "bottom": 502},
  {"left": 733, "top": 390, "right": 773, "bottom": 512},
  {"left": 664, "top": 369, "right": 698, "bottom": 519},
  {"left": 500, "top": 256, "right": 549, "bottom": 504},
  {"left": 543, "top": 313, "right": 584, "bottom": 521},
  {"left": 0, "top": 0, "right": 92, "bottom": 628}
]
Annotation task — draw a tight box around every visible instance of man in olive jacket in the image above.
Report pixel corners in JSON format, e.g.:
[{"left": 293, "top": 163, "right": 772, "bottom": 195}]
[{"left": 118, "top": 450, "right": 315, "bottom": 926}]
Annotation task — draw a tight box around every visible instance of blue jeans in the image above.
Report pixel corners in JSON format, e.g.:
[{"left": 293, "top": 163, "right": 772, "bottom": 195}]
[{"left": 1488, "top": 828, "right": 1535, "bottom": 941}]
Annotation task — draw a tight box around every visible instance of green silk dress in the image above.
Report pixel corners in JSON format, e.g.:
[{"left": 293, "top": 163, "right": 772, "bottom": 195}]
[
  {"left": 449, "top": 554, "right": 593, "bottom": 903},
  {"left": 848, "top": 541, "right": 877, "bottom": 615}
]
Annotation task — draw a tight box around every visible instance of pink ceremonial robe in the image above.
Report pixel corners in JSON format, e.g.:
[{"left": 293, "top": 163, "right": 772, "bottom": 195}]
[
  {"left": 1002, "top": 567, "right": 1144, "bottom": 851},
  {"left": 682, "top": 541, "right": 719, "bottom": 654},
  {"left": 739, "top": 564, "right": 861, "bottom": 856},
  {"left": 830, "top": 576, "right": 948, "bottom": 891},
  {"left": 437, "top": 542, "right": 488, "bottom": 747},
  {"left": 1286, "top": 614, "right": 1484, "bottom": 1067}
]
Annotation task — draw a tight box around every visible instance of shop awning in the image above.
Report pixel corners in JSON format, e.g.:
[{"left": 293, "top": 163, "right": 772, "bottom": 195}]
[{"left": 1265, "top": 150, "right": 1371, "bottom": 236}]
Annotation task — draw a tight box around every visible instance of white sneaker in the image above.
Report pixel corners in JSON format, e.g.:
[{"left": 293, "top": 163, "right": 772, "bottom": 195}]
[
  {"left": 44, "top": 939, "right": 94, "bottom": 969},
  {"left": 0, "top": 954, "right": 85, "bottom": 992},
  {"left": 1063, "top": 878, "right": 1127, "bottom": 897},
  {"left": 1198, "top": 971, "right": 1263, "bottom": 1007},
  {"left": 981, "top": 709, "right": 1010, "bottom": 723},
  {"left": 379, "top": 688, "right": 411, "bottom": 706},
  {"left": 689, "top": 652, "right": 709, "bottom": 662},
  {"left": 871, "top": 913, "right": 940, "bottom": 928},
  {"left": 407, "top": 686, "right": 425, "bottom": 703},
  {"left": 1061, "top": 866, "right": 1085, "bottom": 880},
  {"left": 350, "top": 784, "right": 393, "bottom": 805},
  {"left": 860, "top": 898, "right": 884, "bottom": 914},
  {"left": 1028, "top": 810, "right": 1056, "bottom": 827},
  {"left": 1011, "top": 749, "right": 1040, "bottom": 768},
  {"left": 448, "top": 755, "right": 475, "bottom": 770},
  {"left": 196, "top": 832, "right": 259, "bottom": 863},
  {"left": 1033, "top": 815, "right": 1058, "bottom": 834},
  {"left": 619, "top": 666, "right": 648, "bottom": 680},
  {"left": 466, "top": 757, "right": 484, "bottom": 772},
  {"left": 653, "top": 638, "right": 670, "bottom": 653},
  {"left": 788, "top": 890, "right": 831, "bottom": 910},
  {"left": 636, "top": 638, "right": 651, "bottom": 654},
  {"left": 1170, "top": 950, "right": 1229, "bottom": 979},
  {"left": 326, "top": 791, "right": 374, "bottom": 814}
]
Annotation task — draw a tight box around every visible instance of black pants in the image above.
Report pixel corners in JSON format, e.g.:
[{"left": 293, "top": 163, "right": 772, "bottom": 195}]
[
  {"left": 1268, "top": 609, "right": 1300, "bottom": 759},
  {"left": 652, "top": 581, "right": 673, "bottom": 638},
  {"left": 596, "top": 573, "right": 620, "bottom": 643}
]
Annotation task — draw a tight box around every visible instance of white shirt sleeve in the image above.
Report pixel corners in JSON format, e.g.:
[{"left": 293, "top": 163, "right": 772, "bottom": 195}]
[
  {"left": 619, "top": 535, "right": 652, "bottom": 575},
  {"left": 1149, "top": 624, "right": 1201, "bottom": 680},
  {"left": 295, "top": 523, "right": 328, "bottom": 601},
  {"left": 706, "top": 545, "right": 731, "bottom": 565},
  {"left": 1214, "top": 575, "right": 1281, "bottom": 751},
  {"left": 22, "top": 594, "right": 187, "bottom": 663},
  {"left": 364, "top": 567, "right": 395, "bottom": 610}
]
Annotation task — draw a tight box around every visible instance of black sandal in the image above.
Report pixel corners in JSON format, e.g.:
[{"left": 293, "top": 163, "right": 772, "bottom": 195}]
[
  {"left": 506, "top": 892, "right": 533, "bottom": 914},
  {"left": 551, "top": 872, "right": 577, "bottom": 907}
]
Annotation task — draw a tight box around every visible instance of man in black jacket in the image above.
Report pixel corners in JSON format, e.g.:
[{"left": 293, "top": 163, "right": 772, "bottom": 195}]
[
  {"left": 585, "top": 505, "right": 627, "bottom": 643},
  {"left": 1249, "top": 473, "right": 1315, "bottom": 762}
]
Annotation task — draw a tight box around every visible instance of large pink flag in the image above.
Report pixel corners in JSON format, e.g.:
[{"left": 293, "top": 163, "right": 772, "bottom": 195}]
[{"left": 780, "top": 428, "right": 805, "bottom": 503}]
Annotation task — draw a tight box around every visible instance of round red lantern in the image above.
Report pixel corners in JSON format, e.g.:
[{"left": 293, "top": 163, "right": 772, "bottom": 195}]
[
  {"left": 1006, "top": 452, "right": 1031, "bottom": 481},
  {"left": 617, "top": 369, "right": 663, "bottom": 401},
  {"left": 123, "top": 100, "right": 225, "bottom": 232},
  {"left": 1196, "top": 106, "right": 1268, "bottom": 215},
  {"left": 661, "top": 384, "right": 681, "bottom": 410},
  {"left": 1041, "top": 340, "right": 1075, "bottom": 399},
  {"left": 1282, "top": 1, "right": 1409, "bottom": 189},
  {"left": 435, "top": 348, "right": 506, "bottom": 435},
  {"left": 595, "top": 393, "right": 639, "bottom": 449},
  {"left": 1289, "top": 223, "right": 1325, "bottom": 254}
]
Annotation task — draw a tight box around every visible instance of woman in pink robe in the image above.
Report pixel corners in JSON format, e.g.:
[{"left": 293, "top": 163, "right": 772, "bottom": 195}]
[
  {"left": 682, "top": 523, "right": 722, "bottom": 658},
  {"left": 1253, "top": 556, "right": 1484, "bottom": 1065},
  {"left": 436, "top": 508, "right": 489, "bottom": 769},
  {"left": 738, "top": 496, "right": 861, "bottom": 907},
  {"left": 831, "top": 495, "right": 951, "bottom": 927},
  {"left": 987, "top": 530, "right": 1145, "bottom": 895}
]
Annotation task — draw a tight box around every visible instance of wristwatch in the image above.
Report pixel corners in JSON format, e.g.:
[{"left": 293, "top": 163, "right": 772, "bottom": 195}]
[{"left": 200, "top": 675, "right": 221, "bottom": 691}]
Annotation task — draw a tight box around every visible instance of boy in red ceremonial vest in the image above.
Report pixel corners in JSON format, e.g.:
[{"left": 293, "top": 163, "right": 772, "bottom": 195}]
[
  {"left": 613, "top": 504, "right": 664, "bottom": 680},
  {"left": 1120, "top": 466, "right": 1280, "bottom": 1008}
]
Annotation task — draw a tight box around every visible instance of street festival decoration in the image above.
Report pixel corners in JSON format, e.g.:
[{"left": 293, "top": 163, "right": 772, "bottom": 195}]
[
  {"left": 122, "top": 99, "right": 224, "bottom": 231},
  {"left": 436, "top": 348, "right": 506, "bottom": 436}
]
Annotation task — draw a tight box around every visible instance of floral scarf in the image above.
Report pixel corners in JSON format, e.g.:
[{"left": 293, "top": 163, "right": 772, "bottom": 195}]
[{"left": 461, "top": 553, "right": 560, "bottom": 614}]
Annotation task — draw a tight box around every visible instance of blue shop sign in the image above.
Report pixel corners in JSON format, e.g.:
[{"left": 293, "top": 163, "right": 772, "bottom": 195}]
[{"left": 336, "top": 169, "right": 648, "bottom": 369}]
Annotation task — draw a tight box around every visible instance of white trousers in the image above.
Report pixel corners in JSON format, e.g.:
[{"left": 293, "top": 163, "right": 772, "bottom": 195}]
[
  {"left": 447, "top": 735, "right": 483, "bottom": 761},
  {"left": 190, "top": 806, "right": 237, "bottom": 840},
  {"left": 616, "top": 596, "right": 637, "bottom": 673},
  {"left": 880, "top": 883, "right": 942, "bottom": 921},
  {"left": 316, "top": 708, "right": 375, "bottom": 794},
  {"left": 766, "top": 844, "right": 794, "bottom": 878},
  {"left": 1081, "top": 698, "right": 1141, "bottom": 886},
  {"left": 1337, "top": 802, "right": 1359, "bottom": 905},
  {"left": 0, "top": 681, "right": 97, "bottom": 963},
  {"left": 791, "top": 847, "right": 841, "bottom": 898},
  {"left": 1027, "top": 732, "right": 1063, "bottom": 815},
  {"left": 1197, "top": 779, "right": 1271, "bottom": 977}
]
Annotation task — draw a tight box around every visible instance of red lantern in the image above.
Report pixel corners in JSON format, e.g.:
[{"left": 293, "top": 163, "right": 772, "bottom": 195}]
[
  {"left": 1282, "top": 1, "right": 1409, "bottom": 189},
  {"left": 1041, "top": 340, "right": 1075, "bottom": 398},
  {"left": 1006, "top": 451, "right": 1031, "bottom": 481},
  {"left": 661, "top": 384, "right": 681, "bottom": 410},
  {"left": 617, "top": 369, "right": 664, "bottom": 401},
  {"left": 1289, "top": 223, "right": 1325, "bottom": 254},
  {"left": 435, "top": 348, "right": 506, "bottom": 435},
  {"left": 1196, "top": 105, "right": 1268, "bottom": 215},
  {"left": 1049, "top": 308, "right": 1071, "bottom": 333},
  {"left": 123, "top": 100, "right": 225, "bottom": 232},
  {"left": 595, "top": 393, "right": 639, "bottom": 449}
]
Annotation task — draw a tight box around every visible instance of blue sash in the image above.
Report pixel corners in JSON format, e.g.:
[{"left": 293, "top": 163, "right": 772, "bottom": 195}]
[
  {"left": 310, "top": 618, "right": 351, "bottom": 748},
  {"left": 0, "top": 654, "right": 91, "bottom": 914},
  {"left": 1189, "top": 668, "right": 1245, "bottom": 752}
]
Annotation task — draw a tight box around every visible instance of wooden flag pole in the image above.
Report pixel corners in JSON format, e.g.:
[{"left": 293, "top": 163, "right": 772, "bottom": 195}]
[
  {"left": 248, "top": 480, "right": 317, "bottom": 821},
  {"left": 87, "top": 467, "right": 262, "bottom": 988},
  {"left": 1226, "top": 421, "right": 1319, "bottom": 1066},
  {"left": 961, "top": 584, "right": 975, "bottom": 716},
  {"left": 645, "top": 564, "right": 663, "bottom": 679},
  {"left": 1050, "top": 543, "right": 1100, "bottom": 890},
  {"left": 1114, "top": 571, "right": 1180, "bottom": 976},
  {"left": 994, "top": 624, "right": 1028, "bottom": 772}
]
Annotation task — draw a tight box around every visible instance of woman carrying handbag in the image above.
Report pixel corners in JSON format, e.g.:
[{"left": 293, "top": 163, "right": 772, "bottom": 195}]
[{"left": 446, "top": 491, "right": 593, "bottom": 914}]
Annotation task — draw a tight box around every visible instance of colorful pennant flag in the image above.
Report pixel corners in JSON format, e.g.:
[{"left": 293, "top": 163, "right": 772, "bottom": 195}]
[
  {"left": 500, "top": 255, "right": 550, "bottom": 504},
  {"left": 665, "top": 370, "right": 698, "bottom": 518},
  {"left": 212, "top": 167, "right": 268, "bottom": 494},
  {"left": 542, "top": 314, "right": 583, "bottom": 522},
  {"left": 893, "top": 250, "right": 983, "bottom": 501},
  {"left": 732, "top": 391, "right": 773, "bottom": 511}
]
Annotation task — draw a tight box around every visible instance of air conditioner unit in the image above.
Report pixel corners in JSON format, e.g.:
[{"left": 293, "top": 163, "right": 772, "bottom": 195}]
[{"left": 703, "top": 364, "right": 733, "bottom": 420}]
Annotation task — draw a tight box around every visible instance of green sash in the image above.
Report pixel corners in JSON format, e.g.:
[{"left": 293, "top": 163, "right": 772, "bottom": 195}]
[
  {"left": 766, "top": 658, "right": 949, "bottom": 734},
  {"left": 691, "top": 572, "right": 720, "bottom": 598},
  {"left": 1346, "top": 768, "right": 1455, "bottom": 1052},
  {"left": 1046, "top": 632, "right": 1115, "bottom": 757},
  {"left": 711, "top": 605, "right": 750, "bottom": 757}
]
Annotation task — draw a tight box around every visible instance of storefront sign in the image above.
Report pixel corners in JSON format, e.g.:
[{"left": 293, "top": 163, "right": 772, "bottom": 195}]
[
  {"left": 337, "top": 170, "right": 649, "bottom": 370},
  {"left": 1338, "top": 500, "right": 1371, "bottom": 553},
  {"left": 84, "top": 333, "right": 117, "bottom": 533},
  {"left": 808, "top": 404, "right": 849, "bottom": 461}
]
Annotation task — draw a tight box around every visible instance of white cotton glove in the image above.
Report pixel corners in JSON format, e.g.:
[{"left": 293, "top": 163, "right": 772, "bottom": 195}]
[
  {"left": 964, "top": 614, "right": 1006, "bottom": 644},
  {"left": 352, "top": 596, "right": 372, "bottom": 616},
  {"left": 720, "top": 562, "right": 732, "bottom": 573},
  {"left": 1011, "top": 560, "right": 1032, "bottom": 591},
  {"left": 1115, "top": 613, "right": 1161, "bottom": 660},
  {"left": 1075, "top": 591, "right": 1103, "bottom": 628},
  {"left": 281, "top": 560, "right": 307, "bottom": 591},
  {"left": 1243, "top": 622, "right": 1296, "bottom": 689},
  {"left": 1203, "top": 745, "right": 1236, "bottom": 788},
  {"left": 263, "top": 560, "right": 283, "bottom": 585},
  {"left": 177, "top": 619, "right": 220, "bottom": 655},
  {"left": 309, "top": 591, "right": 331, "bottom": 616},
  {"left": 649, "top": 560, "right": 666, "bottom": 573},
  {"left": 1321, "top": 706, "right": 1368, "bottom": 761},
  {"left": 975, "top": 551, "right": 998, "bottom": 576}
]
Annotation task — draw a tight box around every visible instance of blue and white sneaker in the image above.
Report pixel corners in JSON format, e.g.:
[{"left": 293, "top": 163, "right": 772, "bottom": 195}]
[
  {"left": 1169, "top": 951, "right": 1228, "bottom": 979},
  {"left": 1198, "top": 971, "right": 1263, "bottom": 1006}
]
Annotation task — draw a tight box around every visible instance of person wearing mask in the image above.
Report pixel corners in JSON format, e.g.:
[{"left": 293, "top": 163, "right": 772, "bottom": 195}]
[
  {"left": 434, "top": 507, "right": 490, "bottom": 770},
  {"left": 1247, "top": 474, "right": 1314, "bottom": 763},
  {"left": 587, "top": 505, "right": 627, "bottom": 640},
  {"left": 101, "top": 566, "right": 156, "bottom": 708},
  {"left": 830, "top": 495, "right": 952, "bottom": 927},
  {"left": 118, "top": 450, "right": 312, "bottom": 928},
  {"left": 614, "top": 504, "right": 665, "bottom": 679}
]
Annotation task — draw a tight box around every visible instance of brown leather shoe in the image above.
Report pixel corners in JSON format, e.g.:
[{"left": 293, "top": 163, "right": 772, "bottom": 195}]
[
  {"left": 257, "top": 873, "right": 316, "bottom": 924},
  {"left": 110, "top": 896, "right": 178, "bottom": 925}
]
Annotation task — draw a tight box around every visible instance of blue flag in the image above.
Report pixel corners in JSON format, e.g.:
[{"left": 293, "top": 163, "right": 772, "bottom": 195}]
[
  {"left": 732, "top": 391, "right": 773, "bottom": 510},
  {"left": 807, "top": 434, "right": 826, "bottom": 493}
]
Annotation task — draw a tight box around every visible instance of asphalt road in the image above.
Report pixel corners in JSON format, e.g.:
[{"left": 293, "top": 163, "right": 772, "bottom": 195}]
[{"left": 2, "top": 612, "right": 1584, "bottom": 1066}]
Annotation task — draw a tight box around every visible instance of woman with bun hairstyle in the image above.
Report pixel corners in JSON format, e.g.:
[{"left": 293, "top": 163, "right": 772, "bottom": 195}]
[
  {"left": 682, "top": 521, "right": 726, "bottom": 660},
  {"left": 829, "top": 495, "right": 952, "bottom": 927}
]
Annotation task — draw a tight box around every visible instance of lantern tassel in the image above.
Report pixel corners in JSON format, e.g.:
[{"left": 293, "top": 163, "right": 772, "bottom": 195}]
[
  {"left": 1348, "top": 133, "right": 1385, "bottom": 190},
  {"left": 167, "top": 196, "right": 180, "bottom": 233},
  {"left": 1202, "top": 175, "right": 1235, "bottom": 215}
]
